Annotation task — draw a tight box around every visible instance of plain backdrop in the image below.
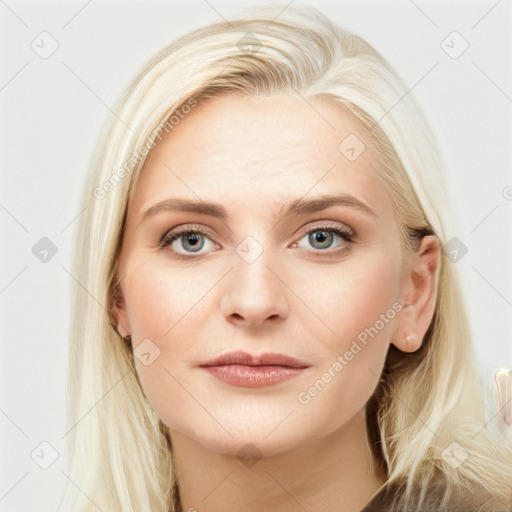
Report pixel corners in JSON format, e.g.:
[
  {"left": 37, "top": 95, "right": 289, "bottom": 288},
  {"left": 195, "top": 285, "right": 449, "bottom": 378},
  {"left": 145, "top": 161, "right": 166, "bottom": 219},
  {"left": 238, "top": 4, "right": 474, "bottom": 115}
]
[{"left": 1, "top": 0, "right": 511, "bottom": 510}]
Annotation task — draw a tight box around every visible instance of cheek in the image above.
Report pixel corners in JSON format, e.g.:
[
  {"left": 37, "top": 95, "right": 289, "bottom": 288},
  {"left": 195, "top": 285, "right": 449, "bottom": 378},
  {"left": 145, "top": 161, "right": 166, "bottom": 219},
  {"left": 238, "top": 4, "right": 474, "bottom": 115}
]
[
  {"left": 124, "top": 258, "right": 214, "bottom": 341},
  {"left": 299, "top": 249, "right": 401, "bottom": 349},
  {"left": 121, "top": 260, "right": 221, "bottom": 428},
  {"left": 293, "top": 251, "right": 401, "bottom": 422}
]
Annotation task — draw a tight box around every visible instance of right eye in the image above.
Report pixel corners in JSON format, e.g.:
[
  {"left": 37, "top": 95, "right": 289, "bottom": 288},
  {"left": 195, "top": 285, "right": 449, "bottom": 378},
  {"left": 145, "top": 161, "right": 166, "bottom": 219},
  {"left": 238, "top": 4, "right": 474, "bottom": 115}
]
[{"left": 159, "top": 226, "right": 220, "bottom": 258}]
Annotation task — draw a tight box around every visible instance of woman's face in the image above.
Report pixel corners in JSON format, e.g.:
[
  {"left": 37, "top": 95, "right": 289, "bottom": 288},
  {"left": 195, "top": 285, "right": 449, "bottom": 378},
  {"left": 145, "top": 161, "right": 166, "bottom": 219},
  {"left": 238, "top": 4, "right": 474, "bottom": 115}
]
[{"left": 114, "top": 93, "right": 410, "bottom": 456}]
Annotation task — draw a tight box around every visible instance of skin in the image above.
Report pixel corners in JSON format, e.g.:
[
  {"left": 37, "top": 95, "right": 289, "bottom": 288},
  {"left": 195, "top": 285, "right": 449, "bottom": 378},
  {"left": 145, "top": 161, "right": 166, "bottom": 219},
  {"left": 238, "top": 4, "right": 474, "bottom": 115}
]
[{"left": 113, "top": 93, "right": 439, "bottom": 512}]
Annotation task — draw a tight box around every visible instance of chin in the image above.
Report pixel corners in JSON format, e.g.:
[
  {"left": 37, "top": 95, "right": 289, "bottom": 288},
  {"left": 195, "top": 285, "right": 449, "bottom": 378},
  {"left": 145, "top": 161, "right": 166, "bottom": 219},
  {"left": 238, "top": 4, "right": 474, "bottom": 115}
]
[
  {"left": 167, "top": 409, "right": 317, "bottom": 460},
  {"left": 199, "top": 430, "right": 307, "bottom": 461}
]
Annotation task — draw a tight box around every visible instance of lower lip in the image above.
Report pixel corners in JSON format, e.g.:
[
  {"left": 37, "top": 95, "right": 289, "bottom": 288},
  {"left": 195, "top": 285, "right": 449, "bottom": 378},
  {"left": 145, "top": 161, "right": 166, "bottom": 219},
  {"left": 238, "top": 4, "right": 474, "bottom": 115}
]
[{"left": 202, "top": 364, "right": 306, "bottom": 388}]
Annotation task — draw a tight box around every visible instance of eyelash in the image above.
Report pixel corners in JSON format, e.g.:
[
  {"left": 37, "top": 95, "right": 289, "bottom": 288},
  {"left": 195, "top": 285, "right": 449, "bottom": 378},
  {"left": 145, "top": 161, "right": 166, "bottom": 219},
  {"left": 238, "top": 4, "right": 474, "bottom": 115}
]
[{"left": 158, "top": 222, "right": 355, "bottom": 259}]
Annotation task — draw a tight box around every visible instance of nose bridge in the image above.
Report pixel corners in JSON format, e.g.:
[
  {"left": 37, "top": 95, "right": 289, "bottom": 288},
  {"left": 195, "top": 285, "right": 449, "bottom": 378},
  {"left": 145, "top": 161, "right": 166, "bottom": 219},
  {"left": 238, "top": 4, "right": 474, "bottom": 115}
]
[{"left": 220, "top": 235, "right": 289, "bottom": 325}]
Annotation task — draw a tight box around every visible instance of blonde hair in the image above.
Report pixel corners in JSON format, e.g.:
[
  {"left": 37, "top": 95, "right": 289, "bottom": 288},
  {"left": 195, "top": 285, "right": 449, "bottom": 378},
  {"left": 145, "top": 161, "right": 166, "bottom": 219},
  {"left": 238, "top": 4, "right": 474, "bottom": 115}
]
[{"left": 58, "top": 5, "right": 512, "bottom": 511}]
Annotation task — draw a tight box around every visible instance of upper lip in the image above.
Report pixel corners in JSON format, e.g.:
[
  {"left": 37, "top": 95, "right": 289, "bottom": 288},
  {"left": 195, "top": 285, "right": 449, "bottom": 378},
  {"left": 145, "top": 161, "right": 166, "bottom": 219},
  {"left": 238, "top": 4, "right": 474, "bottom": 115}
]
[{"left": 200, "top": 350, "right": 310, "bottom": 368}]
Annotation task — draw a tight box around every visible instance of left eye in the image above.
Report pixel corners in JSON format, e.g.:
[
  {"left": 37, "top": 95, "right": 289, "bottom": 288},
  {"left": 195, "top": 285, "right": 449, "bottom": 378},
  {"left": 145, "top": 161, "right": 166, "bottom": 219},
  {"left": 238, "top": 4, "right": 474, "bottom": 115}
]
[{"left": 295, "top": 227, "right": 353, "bottom": 251}]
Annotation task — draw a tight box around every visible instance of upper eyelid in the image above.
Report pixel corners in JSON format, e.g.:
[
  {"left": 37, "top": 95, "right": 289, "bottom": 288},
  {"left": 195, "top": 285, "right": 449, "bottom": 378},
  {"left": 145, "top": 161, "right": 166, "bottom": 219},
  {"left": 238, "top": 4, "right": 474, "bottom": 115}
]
[
  {"left": 301, "top": 220, "right": 353, "bottom": 235},
  {"left": 159, "top": 224, "right": 217, "bottom": 246}
]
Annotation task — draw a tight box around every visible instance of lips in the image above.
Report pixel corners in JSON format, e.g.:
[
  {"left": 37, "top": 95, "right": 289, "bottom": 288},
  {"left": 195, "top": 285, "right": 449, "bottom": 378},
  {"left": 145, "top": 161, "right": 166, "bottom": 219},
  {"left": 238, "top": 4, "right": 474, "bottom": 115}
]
[
  {"left": 199, "top": 350, "right": 310, "bottom": 388},
  {"left": 200, "top": 350, "right": 310, "bottom": 369}
]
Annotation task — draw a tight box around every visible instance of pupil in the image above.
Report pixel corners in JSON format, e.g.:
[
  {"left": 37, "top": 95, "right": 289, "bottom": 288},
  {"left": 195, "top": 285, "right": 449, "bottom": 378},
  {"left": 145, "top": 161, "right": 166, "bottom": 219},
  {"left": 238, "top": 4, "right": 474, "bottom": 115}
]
[
  {"left": 310, "top": 231, "right": 332, "bottom": 249},
  {"left": 183, "top": 234, "right": 204, "bottom": 252}
]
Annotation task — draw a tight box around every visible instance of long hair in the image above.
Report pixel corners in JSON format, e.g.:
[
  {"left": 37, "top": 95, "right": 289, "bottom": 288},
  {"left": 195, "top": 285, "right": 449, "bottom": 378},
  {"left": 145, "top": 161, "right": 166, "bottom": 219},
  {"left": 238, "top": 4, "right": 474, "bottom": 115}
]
[{"left": 58, "top": 6, "right": 512, "bottom": 511}]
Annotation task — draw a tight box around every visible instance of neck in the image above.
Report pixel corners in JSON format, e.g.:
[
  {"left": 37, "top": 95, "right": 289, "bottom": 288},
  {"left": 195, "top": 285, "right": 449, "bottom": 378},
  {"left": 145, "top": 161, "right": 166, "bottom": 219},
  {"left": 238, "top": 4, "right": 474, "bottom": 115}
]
[{"left": 169, "top": 409, "right": 385, "bottom": 512}]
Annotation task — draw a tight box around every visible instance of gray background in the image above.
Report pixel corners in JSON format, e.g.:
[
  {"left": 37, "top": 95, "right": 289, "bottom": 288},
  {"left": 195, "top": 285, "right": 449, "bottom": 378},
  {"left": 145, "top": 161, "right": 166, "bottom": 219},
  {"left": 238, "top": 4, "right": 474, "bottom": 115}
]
[{"left": 1, "top": 0, "right": 511, "bottom": 510}]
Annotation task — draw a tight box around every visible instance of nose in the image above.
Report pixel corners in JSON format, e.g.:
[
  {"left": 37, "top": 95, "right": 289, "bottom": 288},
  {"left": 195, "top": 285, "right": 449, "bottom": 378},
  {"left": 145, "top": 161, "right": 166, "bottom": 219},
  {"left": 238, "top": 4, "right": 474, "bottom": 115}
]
[{"left": 220, "top": 251, "right": 290, "bottom": 328}]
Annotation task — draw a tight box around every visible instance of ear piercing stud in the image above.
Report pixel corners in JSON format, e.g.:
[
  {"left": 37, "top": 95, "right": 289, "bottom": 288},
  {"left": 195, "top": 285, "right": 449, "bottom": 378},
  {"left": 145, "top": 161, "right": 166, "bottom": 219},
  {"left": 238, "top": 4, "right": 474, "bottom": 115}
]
[
  {"left": 117, "top": 327, "right": 132, "bottom": 342},
  {"left": 405, "top": 333, "right": 417, "bottom": 347}
]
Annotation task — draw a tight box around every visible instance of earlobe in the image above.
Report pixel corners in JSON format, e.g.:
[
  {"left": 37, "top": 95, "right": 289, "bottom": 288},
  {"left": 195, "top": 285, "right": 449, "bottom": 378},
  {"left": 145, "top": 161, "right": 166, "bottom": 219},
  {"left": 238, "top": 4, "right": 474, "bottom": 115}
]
[{"left": 392, "top": 235, "right": 439, "bottom": 353}]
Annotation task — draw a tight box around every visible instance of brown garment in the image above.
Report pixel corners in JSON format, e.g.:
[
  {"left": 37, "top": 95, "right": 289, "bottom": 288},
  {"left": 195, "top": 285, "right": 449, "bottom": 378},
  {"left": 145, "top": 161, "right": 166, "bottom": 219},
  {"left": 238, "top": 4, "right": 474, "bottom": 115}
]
[{"left": 360, "top": 481, "right": 512, "bottom": 512}]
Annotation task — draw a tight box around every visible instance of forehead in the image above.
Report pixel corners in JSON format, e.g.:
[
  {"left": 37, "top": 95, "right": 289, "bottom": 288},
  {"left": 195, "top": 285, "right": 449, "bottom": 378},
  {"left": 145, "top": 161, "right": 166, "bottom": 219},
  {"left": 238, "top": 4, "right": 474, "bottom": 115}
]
[{"left": 128, "top": 93, "right": 392, "bottom": 223}]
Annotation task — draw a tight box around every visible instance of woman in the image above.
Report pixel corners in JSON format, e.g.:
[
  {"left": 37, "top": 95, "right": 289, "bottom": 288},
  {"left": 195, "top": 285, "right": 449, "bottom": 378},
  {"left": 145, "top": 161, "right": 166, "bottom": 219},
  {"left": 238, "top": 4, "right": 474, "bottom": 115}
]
[{"left": 58, "top": 5, "right": 512, "bottom": 511}]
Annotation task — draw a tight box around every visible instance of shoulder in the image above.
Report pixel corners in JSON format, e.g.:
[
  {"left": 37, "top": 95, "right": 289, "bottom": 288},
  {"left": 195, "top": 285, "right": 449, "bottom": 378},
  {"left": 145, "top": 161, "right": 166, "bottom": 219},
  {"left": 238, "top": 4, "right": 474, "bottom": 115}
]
[{"left": 360, "top": 480, "right": 507, "bottom": 512}]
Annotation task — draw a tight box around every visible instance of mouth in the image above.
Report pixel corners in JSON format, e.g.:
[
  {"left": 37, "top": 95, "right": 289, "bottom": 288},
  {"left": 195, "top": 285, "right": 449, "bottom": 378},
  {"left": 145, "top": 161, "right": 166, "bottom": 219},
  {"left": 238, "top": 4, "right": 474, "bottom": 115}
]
[{"left": 199, "top": 350, "right": 311, "bottom": 388}]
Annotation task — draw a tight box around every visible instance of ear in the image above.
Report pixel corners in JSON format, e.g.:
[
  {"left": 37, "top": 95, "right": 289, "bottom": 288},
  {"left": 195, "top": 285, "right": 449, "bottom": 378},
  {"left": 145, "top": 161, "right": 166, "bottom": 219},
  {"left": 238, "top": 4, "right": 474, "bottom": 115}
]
[
  {"left": 392, "top": 235, "right": 439, "bottom": 353},
  {"left": 111, "top": 281, "right": 131, "bottom": 339}
]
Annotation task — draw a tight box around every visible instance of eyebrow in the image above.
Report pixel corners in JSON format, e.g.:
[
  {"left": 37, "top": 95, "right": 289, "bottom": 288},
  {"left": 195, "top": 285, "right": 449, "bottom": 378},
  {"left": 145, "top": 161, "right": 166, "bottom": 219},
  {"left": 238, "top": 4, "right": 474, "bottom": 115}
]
[{"left": 139, "top": 193, "right": 376, "bottom": 225}]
